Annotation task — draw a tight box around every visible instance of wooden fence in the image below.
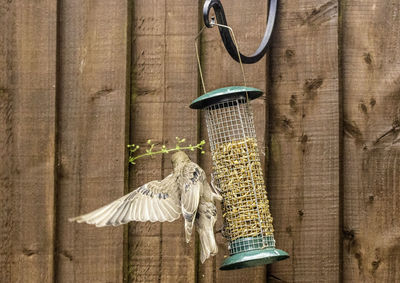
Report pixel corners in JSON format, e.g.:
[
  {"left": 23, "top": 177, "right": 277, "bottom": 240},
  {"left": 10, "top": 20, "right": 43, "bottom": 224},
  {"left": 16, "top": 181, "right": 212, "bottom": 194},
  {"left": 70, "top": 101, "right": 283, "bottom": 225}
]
[{"left": 1, "top": 0, "right": 400, "bottom": 282}]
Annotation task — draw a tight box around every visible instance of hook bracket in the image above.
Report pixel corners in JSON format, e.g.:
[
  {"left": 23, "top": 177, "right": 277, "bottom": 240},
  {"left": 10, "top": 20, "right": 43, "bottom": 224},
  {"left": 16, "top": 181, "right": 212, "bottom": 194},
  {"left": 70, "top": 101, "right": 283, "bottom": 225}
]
[{"left": 203, "top": 0, "right": 277, "bottom": 64}]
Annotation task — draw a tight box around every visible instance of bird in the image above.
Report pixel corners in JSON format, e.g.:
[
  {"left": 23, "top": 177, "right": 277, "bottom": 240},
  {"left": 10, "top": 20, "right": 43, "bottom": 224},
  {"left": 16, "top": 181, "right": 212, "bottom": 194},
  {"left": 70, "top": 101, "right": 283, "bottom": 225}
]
[{"left": 69, "top": 151, "right": 222, "bottom": 263}]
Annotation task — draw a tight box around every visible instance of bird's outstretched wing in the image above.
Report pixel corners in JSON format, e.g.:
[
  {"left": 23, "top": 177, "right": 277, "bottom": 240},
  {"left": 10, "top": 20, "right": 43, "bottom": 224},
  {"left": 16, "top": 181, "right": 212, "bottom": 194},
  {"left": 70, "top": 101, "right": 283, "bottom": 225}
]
[
  {"left": 179, "top": 162, "right": 203, "bottom": 243},
  {"left": 69, "top": 174, "right": 181, "bottom": 227}
]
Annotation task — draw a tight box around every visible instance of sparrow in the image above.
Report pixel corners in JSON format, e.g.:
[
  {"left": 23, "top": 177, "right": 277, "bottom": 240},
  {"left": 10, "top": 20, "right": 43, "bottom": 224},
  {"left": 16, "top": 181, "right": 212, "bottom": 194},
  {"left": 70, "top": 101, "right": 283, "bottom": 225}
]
[{"left": 69, "top": 151, "right": 222, "bottom": 263}]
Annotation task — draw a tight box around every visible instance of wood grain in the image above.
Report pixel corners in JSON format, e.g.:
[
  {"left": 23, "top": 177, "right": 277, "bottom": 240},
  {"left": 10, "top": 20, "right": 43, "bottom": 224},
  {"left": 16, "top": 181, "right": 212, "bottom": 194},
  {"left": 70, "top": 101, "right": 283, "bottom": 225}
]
[
  {"left": 128, "top": 1, "right": 165, "bottom": 281},
  {"left": 268, "top": 1, "right": 340, "bottom": 282},
  {"left": 128, "top": 0, "right": 199, "bottom": 282},
  {"left": 342, "top": 1, "right": 400, "bottom": 281},
  {"left": 56, "top": 1, "right": 129, "bottom": 282},
  {"left": 0, "top": 0, "right": 57, "bottom": 282},
  {"left": 4, "top": 0, "right": 400, "bottom": 282},
  {"left": 199, "top": 1, "right": 269, "bottom": 282}
]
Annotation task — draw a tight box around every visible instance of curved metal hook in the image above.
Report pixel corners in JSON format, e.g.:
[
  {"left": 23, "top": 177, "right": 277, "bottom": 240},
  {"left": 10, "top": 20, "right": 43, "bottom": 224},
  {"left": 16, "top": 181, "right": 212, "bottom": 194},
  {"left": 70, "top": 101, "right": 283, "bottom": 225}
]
[{"left": 203, "top": 0, "right": 277, "bottom": 64}]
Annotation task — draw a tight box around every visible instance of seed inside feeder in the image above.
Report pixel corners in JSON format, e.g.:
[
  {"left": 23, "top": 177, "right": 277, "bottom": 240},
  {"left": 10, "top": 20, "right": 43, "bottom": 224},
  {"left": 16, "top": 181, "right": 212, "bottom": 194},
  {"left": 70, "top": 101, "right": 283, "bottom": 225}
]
[{"left": 213, "top": 138, "right": 274, "bottom": 241}]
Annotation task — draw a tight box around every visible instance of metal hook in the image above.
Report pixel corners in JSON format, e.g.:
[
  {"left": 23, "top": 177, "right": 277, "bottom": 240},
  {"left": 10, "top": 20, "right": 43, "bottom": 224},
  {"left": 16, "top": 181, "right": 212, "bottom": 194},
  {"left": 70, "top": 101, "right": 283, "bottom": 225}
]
[{"left": 203, "top": 0, "right": 277, "bottom": 64}]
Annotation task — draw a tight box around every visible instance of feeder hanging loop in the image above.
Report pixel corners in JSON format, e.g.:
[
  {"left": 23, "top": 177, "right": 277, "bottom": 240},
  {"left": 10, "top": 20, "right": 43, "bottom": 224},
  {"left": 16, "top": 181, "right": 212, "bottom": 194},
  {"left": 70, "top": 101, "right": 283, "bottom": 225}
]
[{"left": 202, "top": 0, "right": 277, "bottom": 64}]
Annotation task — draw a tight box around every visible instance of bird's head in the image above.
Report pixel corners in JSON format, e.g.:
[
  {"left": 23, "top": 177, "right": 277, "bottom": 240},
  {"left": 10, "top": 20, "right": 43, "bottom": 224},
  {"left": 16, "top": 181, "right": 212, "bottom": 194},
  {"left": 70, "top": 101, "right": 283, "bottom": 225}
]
[{"left": 171, "top": 151, "right": 190, "bottom": 169}]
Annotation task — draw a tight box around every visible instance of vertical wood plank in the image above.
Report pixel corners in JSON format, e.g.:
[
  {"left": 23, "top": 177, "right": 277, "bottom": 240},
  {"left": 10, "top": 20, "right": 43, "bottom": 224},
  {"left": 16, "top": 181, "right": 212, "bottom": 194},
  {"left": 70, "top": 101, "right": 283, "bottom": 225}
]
[
  {"left": 268, "top": 1, "right": 340, "bottom": 282},
  {"left": 342, "top": 1, "right": 400, "bottom": 281},
  {"left": 128, "top": 1, "right": 165, "bottom": 281},
  {"left": 56, "top": 1, "right": 129, "bottom": 282},
  {"left": 160, "top": 0, "right": 199, "bottom": 282},
  {"left": 0, "top": 1, "right": 57, "bottom": 282},
  {"left": 199, "top": 1, "right": 269, "bottom": 282},
  {"left": 128, "top": 0, "right": 199, "bottom": 282}
]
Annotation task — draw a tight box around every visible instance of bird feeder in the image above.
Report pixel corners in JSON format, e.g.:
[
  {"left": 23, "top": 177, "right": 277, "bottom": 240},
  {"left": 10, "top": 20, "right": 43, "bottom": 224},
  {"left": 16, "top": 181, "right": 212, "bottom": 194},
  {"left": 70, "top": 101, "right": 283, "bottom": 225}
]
[{"left": 190, "top": 87, "right": 289, "bottom": 270}]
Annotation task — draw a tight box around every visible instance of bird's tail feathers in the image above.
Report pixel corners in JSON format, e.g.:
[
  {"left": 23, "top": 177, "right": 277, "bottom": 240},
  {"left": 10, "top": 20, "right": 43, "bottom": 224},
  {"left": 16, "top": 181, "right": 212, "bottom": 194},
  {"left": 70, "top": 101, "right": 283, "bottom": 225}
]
[
  {"left": 185, "top": 220, "right": 194, "bottom": 243},
  {"left": 198, "top": 227, "right": 218, "bottom": 263}
]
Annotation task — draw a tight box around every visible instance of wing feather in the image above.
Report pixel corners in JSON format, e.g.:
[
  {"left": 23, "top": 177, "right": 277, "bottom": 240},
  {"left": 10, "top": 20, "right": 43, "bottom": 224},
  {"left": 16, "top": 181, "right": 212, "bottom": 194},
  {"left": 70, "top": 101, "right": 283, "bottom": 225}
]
[
  {"left": 159, "top": 200, "right": 168, "bottom": 221},
  {"left": 88, "top": 200, "right": 122, "bottom": 226},
  {"left": 148, "top": 198, "right": 157, "bottom": 222},
  {"left": 113, "top": 199, "right": 131, "bottom": 225},
  {"left": 157, "top": 199, "right": 172, "bottom": 221},
  {"left": 135, "top": 197, "right": 143, "bottom": 222},
  {"left": 142, "top": 197, "right": 150, "bottom": 222},
  {"left": 69, "top": 174, "right": 181, "bottom": 227},
  {"left": 125, "top": 199, "right": 136, "bottom": 223}
]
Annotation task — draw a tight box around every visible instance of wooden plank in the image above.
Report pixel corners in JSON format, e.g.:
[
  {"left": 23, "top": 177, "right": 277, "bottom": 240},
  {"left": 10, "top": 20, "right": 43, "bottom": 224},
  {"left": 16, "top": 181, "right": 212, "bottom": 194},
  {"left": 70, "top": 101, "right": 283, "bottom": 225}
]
[
  {"left": 129, "top": 102, "right": 164, "bottom": 283},
  {"left": 199, "top": 1, "right": 269, "bottom": 282},
  {"left": 128, "top": 0, "right": 199, "bottom": 282},
  {"left": 342, "top": 1, "right": 400, "bottom": 281},
  {"left": 56, "top": 1, "right": 129, "bottom": 282},
  {"left": 128, "top": 0, "right": 165, "bottom": 281},
  {"left": 0, "top": 1, "right": 57, "bottom": 282},
  {"left": 267, "top": 1, "right": 340, "bottom": 282},
  {"left": 161, "top": 2, "right": 199, "bottom": 281}
]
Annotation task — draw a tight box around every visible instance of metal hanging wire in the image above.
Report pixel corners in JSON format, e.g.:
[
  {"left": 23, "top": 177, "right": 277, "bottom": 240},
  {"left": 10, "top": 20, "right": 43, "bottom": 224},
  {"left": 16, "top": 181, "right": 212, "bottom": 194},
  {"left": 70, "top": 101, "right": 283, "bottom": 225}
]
[{"left": 194, "top": 19, "right": 247, "bottom": 96}]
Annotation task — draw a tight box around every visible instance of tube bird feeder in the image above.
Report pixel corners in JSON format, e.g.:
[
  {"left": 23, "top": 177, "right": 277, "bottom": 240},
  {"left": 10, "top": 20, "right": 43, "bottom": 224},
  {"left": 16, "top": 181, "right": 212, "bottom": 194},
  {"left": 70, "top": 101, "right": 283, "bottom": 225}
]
[{"left": 190, "top": 86, "right": 289, "bottom": 270}]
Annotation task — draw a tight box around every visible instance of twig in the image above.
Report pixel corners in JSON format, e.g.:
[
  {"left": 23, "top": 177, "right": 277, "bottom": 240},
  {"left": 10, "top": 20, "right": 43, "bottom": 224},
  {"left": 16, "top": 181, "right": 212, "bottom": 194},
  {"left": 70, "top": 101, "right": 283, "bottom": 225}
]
[{"left": 128, "top": 137, "right": 206, "bottom": 165}]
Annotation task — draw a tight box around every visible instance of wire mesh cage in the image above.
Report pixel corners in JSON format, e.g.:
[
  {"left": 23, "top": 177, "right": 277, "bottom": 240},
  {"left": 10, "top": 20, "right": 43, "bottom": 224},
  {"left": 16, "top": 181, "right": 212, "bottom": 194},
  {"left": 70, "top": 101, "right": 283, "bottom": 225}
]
[{"left": 191, "top": 86, "right": 288, "bottom": 270}]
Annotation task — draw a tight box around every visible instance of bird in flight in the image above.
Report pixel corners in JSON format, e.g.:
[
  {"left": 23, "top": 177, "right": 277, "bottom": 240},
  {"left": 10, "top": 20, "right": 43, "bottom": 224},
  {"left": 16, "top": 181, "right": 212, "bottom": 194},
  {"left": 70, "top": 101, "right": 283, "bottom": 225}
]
[{"left": 69, "top": 151, "right": 222, "bottom": 263}]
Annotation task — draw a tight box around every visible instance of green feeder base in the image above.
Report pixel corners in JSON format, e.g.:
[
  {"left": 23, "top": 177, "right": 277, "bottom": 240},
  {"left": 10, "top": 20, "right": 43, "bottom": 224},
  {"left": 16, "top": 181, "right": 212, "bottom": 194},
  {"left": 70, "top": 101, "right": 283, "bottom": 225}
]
[{"left": 220, "top": 248, "right": 289, "bottom": 270}]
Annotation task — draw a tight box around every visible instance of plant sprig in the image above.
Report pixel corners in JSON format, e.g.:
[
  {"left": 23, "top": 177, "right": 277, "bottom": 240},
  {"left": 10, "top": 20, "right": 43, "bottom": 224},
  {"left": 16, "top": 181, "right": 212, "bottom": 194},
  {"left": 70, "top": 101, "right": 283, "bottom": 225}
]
[{"left": 128, "top": 137, "right": 206, "bottom": 165}]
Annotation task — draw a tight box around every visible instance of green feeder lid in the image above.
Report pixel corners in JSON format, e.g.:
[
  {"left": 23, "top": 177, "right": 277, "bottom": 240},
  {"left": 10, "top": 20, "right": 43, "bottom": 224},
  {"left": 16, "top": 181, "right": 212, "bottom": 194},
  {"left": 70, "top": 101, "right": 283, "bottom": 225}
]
[{"left": 190, "top": 86, "right": 263, "bottom": 109}]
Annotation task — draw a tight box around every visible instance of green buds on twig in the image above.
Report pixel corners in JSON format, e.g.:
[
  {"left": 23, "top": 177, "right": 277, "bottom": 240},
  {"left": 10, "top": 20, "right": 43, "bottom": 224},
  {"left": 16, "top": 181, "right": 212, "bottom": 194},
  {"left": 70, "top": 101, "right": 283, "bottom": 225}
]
[{"left": 128, "top": 137, "right": 206, "bottom": 165}]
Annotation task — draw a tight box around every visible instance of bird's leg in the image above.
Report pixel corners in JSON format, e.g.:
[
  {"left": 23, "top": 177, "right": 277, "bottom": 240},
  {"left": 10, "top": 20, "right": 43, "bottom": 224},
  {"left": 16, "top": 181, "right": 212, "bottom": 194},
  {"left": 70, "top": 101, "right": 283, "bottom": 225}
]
[{"left": 210, "top": 173, "right": 223, "bottom": 201}]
